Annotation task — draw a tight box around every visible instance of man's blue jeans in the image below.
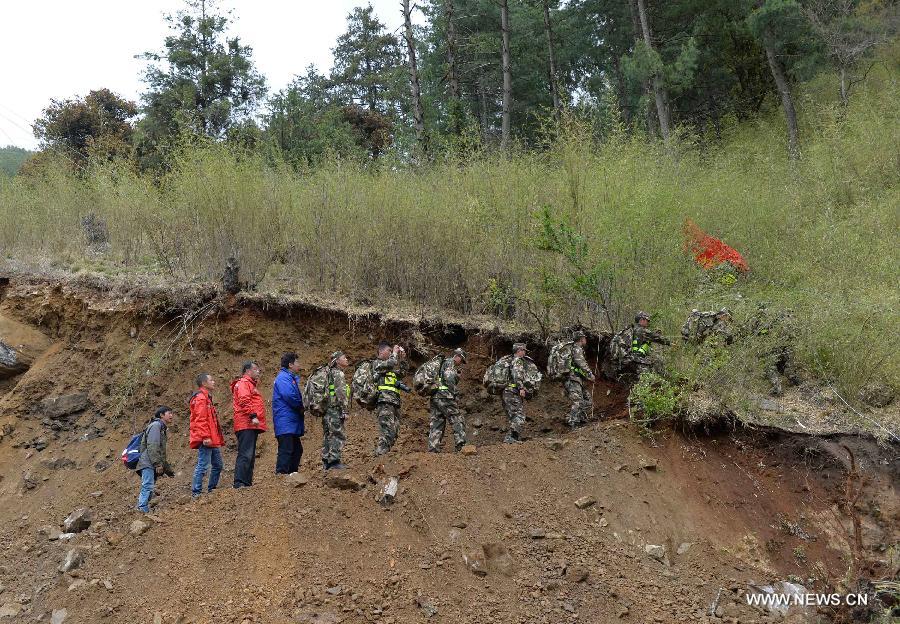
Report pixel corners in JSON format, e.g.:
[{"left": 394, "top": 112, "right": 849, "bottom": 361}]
[
  {"left": 136, "top": 467, "right": 155, "bottom": 512},
  {"left": 191, "top": 446, "right": 223, "bottom": 495}
]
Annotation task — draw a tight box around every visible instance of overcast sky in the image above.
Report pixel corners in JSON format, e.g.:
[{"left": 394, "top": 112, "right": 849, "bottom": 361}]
[{"left": 0, "top": 1, "right": 421, "bottom": 150}]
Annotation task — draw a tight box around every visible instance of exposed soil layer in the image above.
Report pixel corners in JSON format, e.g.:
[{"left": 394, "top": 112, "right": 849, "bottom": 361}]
[{"left": 0, "top": 278, "right": 896, "bottom": 624}]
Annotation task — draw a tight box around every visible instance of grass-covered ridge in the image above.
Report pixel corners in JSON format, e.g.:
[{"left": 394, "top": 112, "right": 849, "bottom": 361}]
[{"left": 1, "top": 63, "right": 898, "bottom": 407}]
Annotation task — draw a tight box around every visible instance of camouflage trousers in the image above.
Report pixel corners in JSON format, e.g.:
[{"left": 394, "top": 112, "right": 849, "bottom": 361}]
[
  {"left": 374, "top": 402, "right": 400, "bottom": 455},
  {"left": 321, "top": 407, "right": 346, "bottom": 466},
  {"left": 564, "top": 378, "right": 592, "bottom": 427},
  {"left": 501, "top": 388, "right": 525, "bottom": 442},
  {"left": 428, "top": 396, "right": 466, "bottom": 452}
]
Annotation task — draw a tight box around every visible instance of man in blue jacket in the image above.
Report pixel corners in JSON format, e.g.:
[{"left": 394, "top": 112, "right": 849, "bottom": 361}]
[{"left": 272, "top": 352, "right": 305, "bottom": 474}]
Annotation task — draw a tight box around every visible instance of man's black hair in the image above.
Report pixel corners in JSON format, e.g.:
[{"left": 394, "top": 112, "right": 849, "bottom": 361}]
[
  {"left": 377, "top": 342, "right": 391, "bottom": 352},
  {"left": 196, "top": 372, "right": 211, "bottom": 388},
  {"left": 154, "top": 405, "right": 173, "bottom": 419},
  {"left": 241, "top": 361, "right": 257, "bottom": 374},
  {"left": 280, "top": 352, "right": 298, "bottom": 369}
]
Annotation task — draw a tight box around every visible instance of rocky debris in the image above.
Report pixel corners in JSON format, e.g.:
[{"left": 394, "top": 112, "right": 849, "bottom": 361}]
[
  {"left": 38, "top": 525, "right": 62, "bottom": 541},
  {"left": 463, "top": 549, "right": 487, "bottom": 577},
  {"left": 644, "top": 544, "right": 666, "bottom": 562},
  {"left": 285, "top": 472, "right": 310, "bottom": 488},
  {"left": 483, "top": 542, "right": 515, "bottom": 577},
  {"left": 325, "top": 585, "right": 342, "bottom": 596},
  {"left": 414, "top": 595, "right": 438, "bottom": 618},
  {"left": 859, "top": 382, "right": 895, "bottom": 408},
  {"left": 543, "top": 439, "right": 568, "bottom": 451},
  {"left": 377, "top": 477, "right": 399, "bottom": 506},
  {"left": 105, "top": 531, "right": 125, "bottom": 546},
  {"left": 0, "top": 603, "right": 21, "bottom": 618},
  {"left": 130, "top": 519, "right": 152, "bottom": 536},
  {"left": 51, "top": 608, "right": 68, "bottom": 624},
  {"left": 460, "top": 444, "right": 477, "bottom": 456},
  {"left": 41, "top": 458, "right": 76, "bottom": 471},
  {"left": 0, "top": 340, "right": 30, "bottom": 378},
  {"left": 63, "top": 507, "right": 93, "bottom": 533},
  {"left": 67, "top": 579, "right": 87, "bottom": 592},
  {"left": 325, "top": 472, "right": 365, "bottom": 492},
  {"left": 40, "top": 394, "right": 89, "bottom": 420},
  {"left": 528, "top": 528, "right": 546, "bottom": 539},
  {"left": 58, "top": 549, "right": 84, "bottom": 573},
  {"left": 574, "top": 495, "right": 596, "bottom": 509},
  {"left": 640, "top": 457, "right": 658, "bottom": 470},
  {"left": 677, "top": 542, "right": 693, "bottom": 555},
  {"left": 565, "top": 566, "right": 589, "bottom": 583}
]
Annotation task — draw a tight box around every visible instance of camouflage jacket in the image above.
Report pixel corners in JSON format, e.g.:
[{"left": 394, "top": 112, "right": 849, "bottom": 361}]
[
  {"left": 373, "top": 354, "right": 408, "bottom": 406},
  {"left": 433, "top": 357, "right": 460, "bottom": 400},
  {"left": 326, "top": 367, "right": 350, "bottom": 415},
  {"left": 630, "top": 324, "right": 669, "bottom": 356},
  {"left": 507, "top": 356, "right": 527, "bottom": 391},
  {"left": 681, "top": 311, "right": 733, "bottom": 345},
  {"left": 567, "top": 344, "right": 596, "bottom": 382}
]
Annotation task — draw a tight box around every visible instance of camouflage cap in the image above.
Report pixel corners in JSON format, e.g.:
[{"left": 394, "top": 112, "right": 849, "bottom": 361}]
[
  {"left": 572, "top": 330, "right": 586, "bottom": 340},
  {"left": 452, "top": 348, "right": 468, "bottom": 362},
  {"left": 330, "top": 350, "right": 345, "bottom": 362},
  {"left": 512, "top": 342, "right": 528, "bottom": 353},
  {"left": 717, "top": 307, "right": 731, "bottom": 318},
  {"left": 635, "top": 311, "right": 651, "bottom": 322}
]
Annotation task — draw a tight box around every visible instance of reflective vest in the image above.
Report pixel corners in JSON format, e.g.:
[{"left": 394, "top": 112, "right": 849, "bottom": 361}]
[
  {"left": 378, "top": 371, "right": 400, "bottom": 394},
  {"left": 631, "top": 339, "right": 650, "bottom": 356}
]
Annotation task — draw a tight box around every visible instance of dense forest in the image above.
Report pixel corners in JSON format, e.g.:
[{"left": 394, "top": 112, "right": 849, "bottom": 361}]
[
  {"left": 15, "top": 0, "right": 899, "bottom": 170},
  {"left": 0, "top": 146, "right": 31, "bottom": 176}
]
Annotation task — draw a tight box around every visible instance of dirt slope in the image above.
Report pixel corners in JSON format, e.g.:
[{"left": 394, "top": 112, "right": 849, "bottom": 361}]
[{"left": 0, "top": 277, "right": 896, "bottom": 624}]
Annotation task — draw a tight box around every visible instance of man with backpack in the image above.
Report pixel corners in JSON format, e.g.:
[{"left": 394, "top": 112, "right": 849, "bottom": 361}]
[
  {"left": 135, "top": 406, "right": 175, "bottom": 513},
  {"left": 373, "top": 342, "right": 409, "bottom": 456},
  {"left": 231, "top": 361, "right": 267, "bottom": 488},
  {"left": 564, "top": 331, "right": 595, "bottom": 429},
  {"left": 189, "top": 373, "right": 225, "bottom": 497},
  {"left": 427, "top": 348, "right": 468, "bottom": 453},
  {"left": 272, "top": 352, "right": 305, "bottom": 474},
  {"left": 606, "top": 312, "right": 671, "bottom": 380},
  {"left": 321, "top": 351, "right": 350, "bottom": 469},
  {"left": 503, "top": 343, "right": 530, "bottom": 443}
]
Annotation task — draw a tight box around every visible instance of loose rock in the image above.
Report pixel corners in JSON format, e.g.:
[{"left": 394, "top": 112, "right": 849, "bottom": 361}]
[
  {"left": 574, "top": 496, "right": 597, "bottom": 509},
  {"left": 63, "top": 507, "right": 93, "bottom": 533},
  {"left": 645, "top": 544, "right": 666, "bottom": 561},
  {"left": 51, "top": 608, "right": 67, "bottom": 624},
  {"left": 378, "top": 477, "right": 399, "bottom": 506},
  {"left": 130, "top": 519, "right": 152, "bottom": 536},
  {"left": 285, "top": 472, "right": 310, "bottom": 488},
  {"left": 325, "top": 473, "right": 366, "bottom": 492},
  {"left": 40, "top": 394, "right": 89, "bottom": 420},
  {"left": 0, "top": 603, "right": 21, "bottom": 618},
  {"left": 58, "top": 549, "right": 84, "bottom": 573},
  {"left": 460, "top": 444, "right": 477, "bottom": 456}
]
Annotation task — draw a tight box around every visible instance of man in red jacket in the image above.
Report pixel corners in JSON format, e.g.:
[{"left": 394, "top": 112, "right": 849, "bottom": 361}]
[
  {"left": 231, "top": 361, "right": 267, "bottom": 488},
  {"left": 189, "top": 373, "right": 225, "bottom": 497}
]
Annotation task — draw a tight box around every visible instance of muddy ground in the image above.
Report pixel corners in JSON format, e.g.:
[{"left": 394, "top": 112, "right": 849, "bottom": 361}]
[{"left": 0, "top": 277, "right": 896, "bottom": 624}]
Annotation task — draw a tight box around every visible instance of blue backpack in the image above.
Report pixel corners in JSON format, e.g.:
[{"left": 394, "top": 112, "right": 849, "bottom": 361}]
[{"left": 121, "top": 431, "right": 145, "bottom": 470}]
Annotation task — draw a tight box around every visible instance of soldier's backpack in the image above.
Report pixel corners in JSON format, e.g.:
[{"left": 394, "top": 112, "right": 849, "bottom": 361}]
[
  {"left": 608, "top": 327, "right": 633, "bottom": 362},
  {"left": 303, "top": 366, "right": 331, "bottom": 415},
  {"left": 483, "top": 355, "right": 514, "bottom": 395},
  {"left": 351, "top": 359, "right": 378, "bottom": 408},
  {"left": 413, "top": 355, "right": 445, "bottom": 396},
  {"left": 521, "top": 356, "right": 543, "bottom": 396},
  {"left": 547, "top": 341, "right": 575, "bottom": 381}
]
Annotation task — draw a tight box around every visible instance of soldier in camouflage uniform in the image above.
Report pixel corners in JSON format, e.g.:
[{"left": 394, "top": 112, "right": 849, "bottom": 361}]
[
  {"left": 565, "top": 331, "right": 596, "bottom": 429},
  {"left": 743, "top": 304, "right": 799, "bottom": 396},
  {"left": 606, "top": 312, "right": 671, "bottom": 379},
  {"left": 502, "top": 343, "right": 530, "bottom": 443},
  {"left": 373, "top": 342, "right": 409, "bottom": 456},
  {"left": 322, "top": 351, "right": 350, "bottom": 470},
  {"left": 427, "top": 348, "right": 468, "bottom": 453},
  {"left": 681, "top": 308, "right": 734, "bottom": 346}
]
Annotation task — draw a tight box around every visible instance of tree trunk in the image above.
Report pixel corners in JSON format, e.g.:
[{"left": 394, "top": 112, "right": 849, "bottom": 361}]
[
  {"left": 500, "top": 0, "right": 512, "bottom": 150},
  {"left": 635, "top": 0, "right": 671, "bottom": 140},
  {"left": 541, "top": 0, "right": 561, "bottom": 117},
  {"left": 762, "top": 31, "right": 800, "bottom": 159},
  {"left": 402, "top": 0, "right": 428, "bottom": 154},
  {"left": 612, "top": 55, "right": 631, "bottom": 125},
  {"left": 478, "top": 76, "right": 490, "bottom": 142},
  {"left": 445, "top": 0, "right": 463, "bottom": 134},
  {"left": 629, "top": 0, "right": 656, "bottom": 135}
]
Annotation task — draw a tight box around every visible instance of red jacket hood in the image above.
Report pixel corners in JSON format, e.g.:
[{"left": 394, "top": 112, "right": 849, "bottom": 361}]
[{"left": 231, "top": 374, "right": 258, "bottom": 391}]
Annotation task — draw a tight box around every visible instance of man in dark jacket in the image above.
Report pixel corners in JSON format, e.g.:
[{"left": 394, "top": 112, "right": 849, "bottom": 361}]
[
  {"left": 231, "top": 361, "right": 267, "bottom": 488},
  {"left": 135, "top": 406, "right": 175, "bottom": 513},
  {"left": 272, "top": 352, "right": 305, "bottom": 474}
]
